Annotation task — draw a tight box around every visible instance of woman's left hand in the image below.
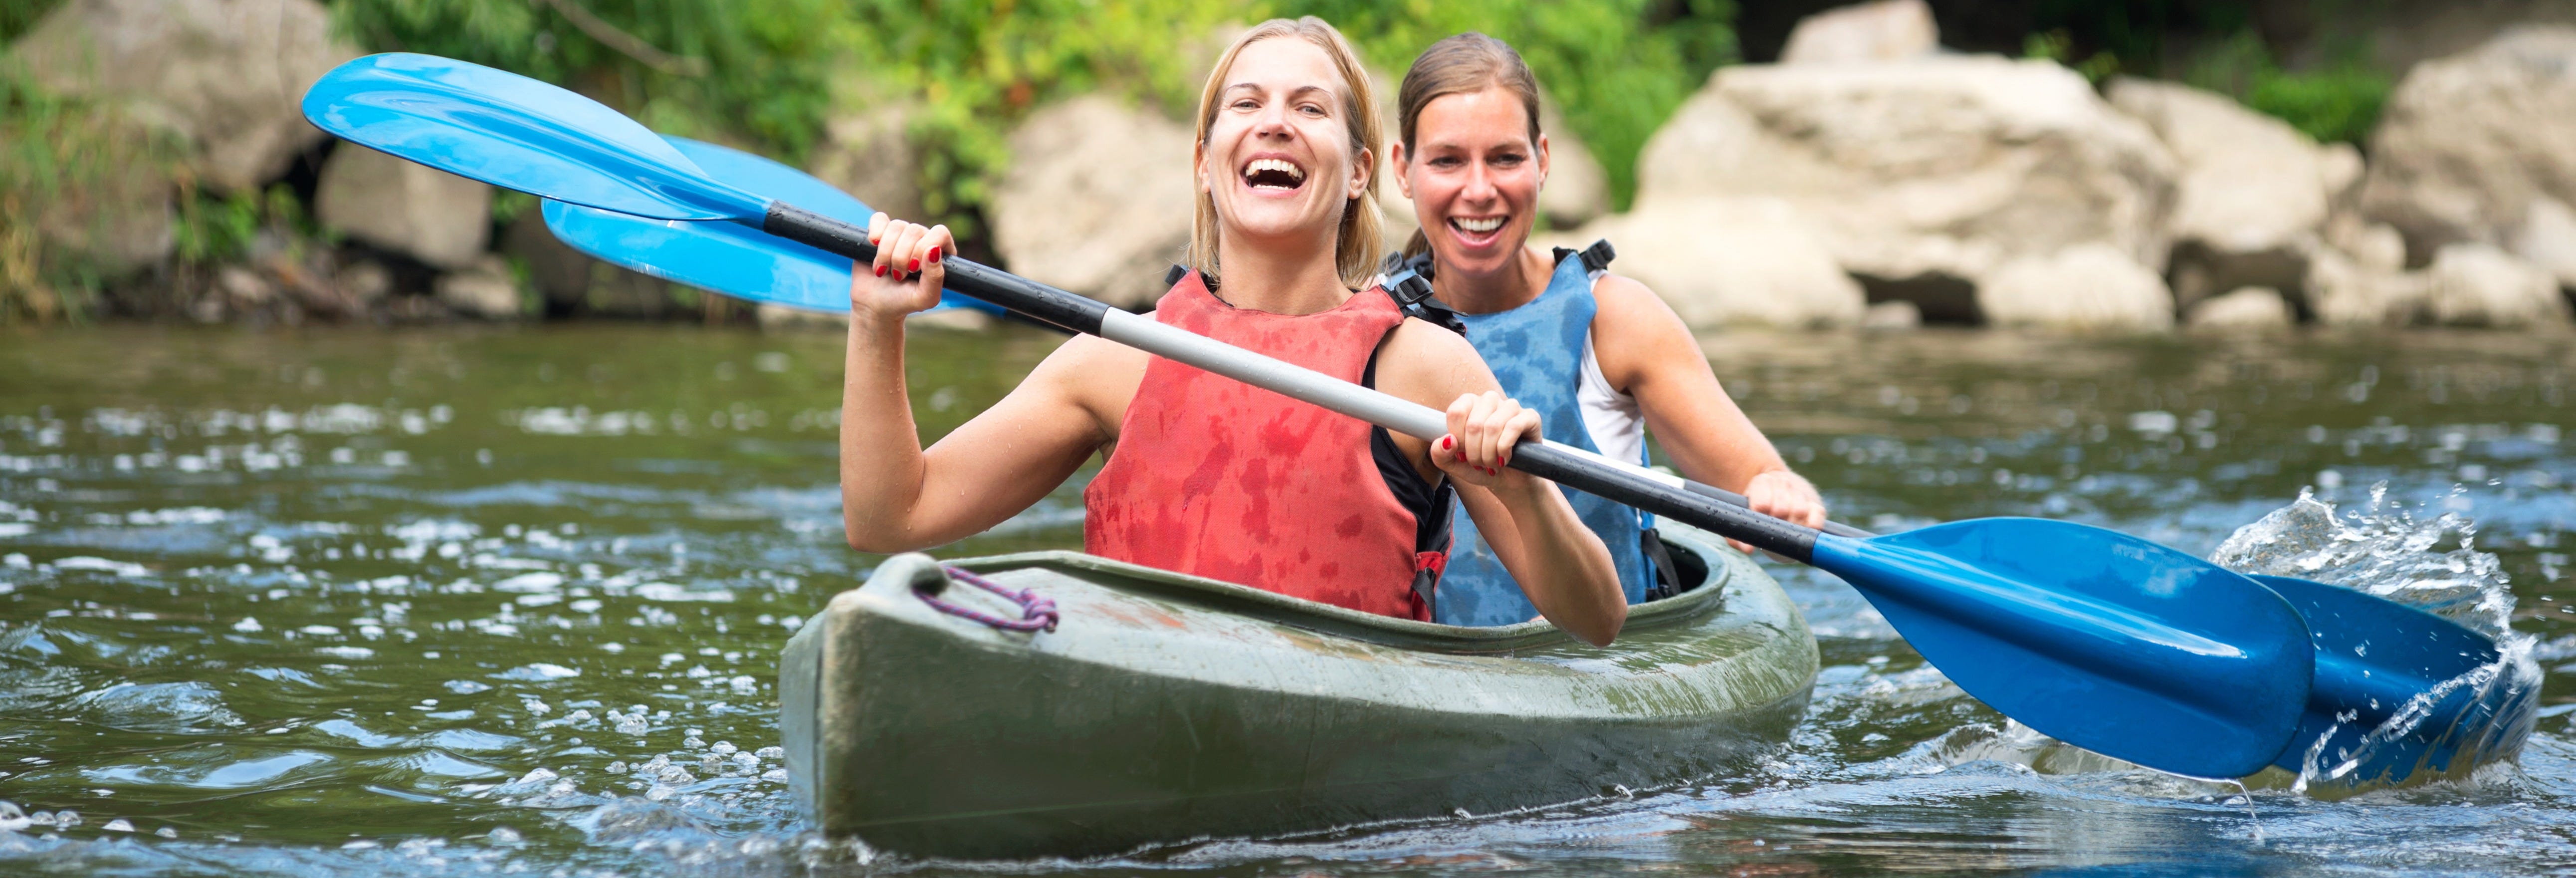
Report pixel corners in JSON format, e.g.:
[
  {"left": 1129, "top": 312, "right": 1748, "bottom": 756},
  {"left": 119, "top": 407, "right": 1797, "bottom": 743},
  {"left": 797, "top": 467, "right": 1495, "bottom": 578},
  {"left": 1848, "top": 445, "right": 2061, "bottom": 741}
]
[
  {"left": 1432, "top": 391, "right": 1539, "bottom": 490},
  {"left": 1730, "top": 468, "right": 1826, "bottom": 553}
]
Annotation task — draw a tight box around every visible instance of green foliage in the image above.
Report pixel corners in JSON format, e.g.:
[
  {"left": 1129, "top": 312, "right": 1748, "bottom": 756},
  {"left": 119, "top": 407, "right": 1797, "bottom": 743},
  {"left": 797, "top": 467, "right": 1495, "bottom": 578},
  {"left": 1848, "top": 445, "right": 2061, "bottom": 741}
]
[
  {"left": 2023, "top": 29, "right": 2119, "bottom": 83},
  {"left": 2181, "top": 30, "right": 2388, "bottom": 145},
  {"left": 0, "top": 0, "right": 64, "bottom": 44},
  {"left": 1276, "top": 0, "right": 1734, "bottom": 209},
  {"left": 2241, "top": 66, "right": 2388, "bottom": 145}
]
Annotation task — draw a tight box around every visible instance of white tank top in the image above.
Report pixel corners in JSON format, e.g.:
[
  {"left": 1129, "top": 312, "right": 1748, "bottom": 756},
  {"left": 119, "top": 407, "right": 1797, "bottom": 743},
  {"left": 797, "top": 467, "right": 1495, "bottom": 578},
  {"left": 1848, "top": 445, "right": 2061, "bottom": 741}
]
[{"left": 1574, "top": 270, "right": 1647, "bottom": 466}]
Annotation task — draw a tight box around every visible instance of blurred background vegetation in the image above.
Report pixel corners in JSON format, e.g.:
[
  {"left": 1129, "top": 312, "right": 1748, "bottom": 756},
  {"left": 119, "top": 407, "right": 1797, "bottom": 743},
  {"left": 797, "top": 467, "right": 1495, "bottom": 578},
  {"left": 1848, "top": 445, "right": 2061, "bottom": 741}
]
[{"left": 0, "top": 0, "right": 2413, "bottom": 322}]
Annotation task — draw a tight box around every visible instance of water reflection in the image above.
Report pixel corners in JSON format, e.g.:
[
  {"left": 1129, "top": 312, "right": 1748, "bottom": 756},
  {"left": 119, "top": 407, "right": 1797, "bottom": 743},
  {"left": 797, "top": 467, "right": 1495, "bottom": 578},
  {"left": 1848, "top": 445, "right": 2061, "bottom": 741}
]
[{"left": 0, "top": 324, "right": 2570, "bottom": 875}]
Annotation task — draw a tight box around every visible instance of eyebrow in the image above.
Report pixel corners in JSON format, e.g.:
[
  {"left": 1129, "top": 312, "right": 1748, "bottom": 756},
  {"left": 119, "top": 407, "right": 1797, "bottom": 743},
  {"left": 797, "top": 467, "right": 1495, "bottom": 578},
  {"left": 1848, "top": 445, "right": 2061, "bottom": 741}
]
[{"left": 1222, "top": 82, "right": 1337, "bottom": 103}]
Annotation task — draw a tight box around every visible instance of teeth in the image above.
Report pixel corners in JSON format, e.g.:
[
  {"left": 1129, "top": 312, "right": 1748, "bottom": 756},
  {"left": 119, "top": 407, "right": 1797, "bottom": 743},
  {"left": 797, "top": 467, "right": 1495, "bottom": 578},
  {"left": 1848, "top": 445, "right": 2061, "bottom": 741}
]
[
  {"left": 1243, "top": 158, "right": 1305, "bottom": 183},
  {"left": 1453, "top": 216, "right": 1505, "bottom": 232}
]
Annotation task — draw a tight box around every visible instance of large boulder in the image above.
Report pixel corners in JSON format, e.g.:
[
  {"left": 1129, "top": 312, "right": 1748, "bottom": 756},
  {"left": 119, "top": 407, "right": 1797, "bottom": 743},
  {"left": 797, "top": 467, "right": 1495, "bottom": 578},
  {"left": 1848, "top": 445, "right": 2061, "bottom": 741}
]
[
  {"left": 1976, "top": 242, "right": 2174, "bottom": 331},
  {"left": 2423, "top": 242, "right": 2569, "bottom": 327},
  {"left": 1779, "top": 0, "right": 1939, "bottom": 66},
  {"left": 434, "top": 254, "right": 528, "bottom": 320},
  {"left": 316, "top": 144, "right": 493, "bottom": 270},
  {"left": 2107, "top": 78, "right": 2336, "bottom": 309},
  {"left": 10, "top": 0, "right": 361, "bottom": 195},
  {"left": 2306, "top": 247, "right": 2428, "bottom": 327},
  {"left": 17, "top": 111, "right": 174, "bottom": 275},
  {"left": 1637, "top": 55, "right": 2178, "bottom": 313},
  {"left": 988, "top": 95, "right": 1195, "bottom": 309},
  {"left": 2185, "top": 286, "right": 2296, "bottom": 331},
  {"left": 808, "top": 101, "right": 926, "bottom": 224},
  {"left": 1533, "top": 96, "right": 1610, "bottom": 227},
  {"left": 2361, "top": 25, "right": 2576, "bottom": 286},
  {"left": 1550, "top": 198, "right": 1864, "bottom": 329}
]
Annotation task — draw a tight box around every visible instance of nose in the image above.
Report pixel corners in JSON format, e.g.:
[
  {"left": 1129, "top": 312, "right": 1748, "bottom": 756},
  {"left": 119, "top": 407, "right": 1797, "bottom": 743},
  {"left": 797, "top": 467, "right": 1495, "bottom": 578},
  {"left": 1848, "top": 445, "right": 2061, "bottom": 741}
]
[
  {"left": 1460, "top": 159, "right": 1499, "bottom": 205},
  {"left": 1251, "top": 101, "right": 1295, "bottom": 140}
]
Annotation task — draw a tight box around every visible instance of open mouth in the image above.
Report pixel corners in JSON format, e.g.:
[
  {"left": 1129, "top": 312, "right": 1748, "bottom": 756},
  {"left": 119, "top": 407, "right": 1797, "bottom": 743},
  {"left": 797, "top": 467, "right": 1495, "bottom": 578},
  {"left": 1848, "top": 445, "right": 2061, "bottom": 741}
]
[
  {"left": 1449, "top": 216, "right": 1506, "bottom": 234},
  {"left": 1241, "top": 158, "right": 1307, "bottom": 192}
]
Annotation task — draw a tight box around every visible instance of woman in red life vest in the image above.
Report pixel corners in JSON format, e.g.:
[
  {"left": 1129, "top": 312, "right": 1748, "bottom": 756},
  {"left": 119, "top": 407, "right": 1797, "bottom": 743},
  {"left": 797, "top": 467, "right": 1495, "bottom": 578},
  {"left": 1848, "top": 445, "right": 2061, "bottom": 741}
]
[
  {"left": 837, "top": 18, "right": 1627, "bottom": 645},
  {"left": 1385, "top": 33, "right": 1828, "bottom": 626}
]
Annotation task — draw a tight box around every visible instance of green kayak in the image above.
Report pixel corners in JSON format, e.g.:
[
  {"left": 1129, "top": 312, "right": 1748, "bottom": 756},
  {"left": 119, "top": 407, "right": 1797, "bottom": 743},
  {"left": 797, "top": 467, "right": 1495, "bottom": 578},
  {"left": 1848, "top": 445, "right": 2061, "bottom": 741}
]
[{"left": 777, "top": 522, "right": 1818, "bottom": 859}]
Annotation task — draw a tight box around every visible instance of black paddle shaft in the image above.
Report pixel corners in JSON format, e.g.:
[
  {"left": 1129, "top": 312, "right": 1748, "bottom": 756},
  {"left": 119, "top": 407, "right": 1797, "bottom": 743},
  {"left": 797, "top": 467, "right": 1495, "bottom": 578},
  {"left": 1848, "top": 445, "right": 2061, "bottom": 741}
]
[{"left": 762, "top": 204, "right": 1825, "bottom": 562}]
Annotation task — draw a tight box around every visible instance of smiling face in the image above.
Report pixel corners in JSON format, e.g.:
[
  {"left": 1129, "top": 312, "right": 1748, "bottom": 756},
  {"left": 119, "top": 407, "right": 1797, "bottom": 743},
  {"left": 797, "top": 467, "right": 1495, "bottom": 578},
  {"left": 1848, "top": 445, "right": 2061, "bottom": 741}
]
[
  {"left": 1397, "top": 86, "right": 1547, "bottom": 279},
  {"left": 1196, "top": 36, "right": 1372, "bottom": 254}
]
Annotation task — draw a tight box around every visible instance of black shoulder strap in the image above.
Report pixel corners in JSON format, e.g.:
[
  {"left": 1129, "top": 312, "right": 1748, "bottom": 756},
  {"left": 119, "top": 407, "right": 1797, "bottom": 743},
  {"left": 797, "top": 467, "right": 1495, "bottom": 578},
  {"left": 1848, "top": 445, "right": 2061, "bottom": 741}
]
[
  {"left": 1380, "top": 249, "right": 1466, "bottom": 335},
  {"left": 1163, "top": 263, "right": 1189, "bottom": 288},
  {"left": 1548, "top": 238, "right": 1617, "bottom": 274}
]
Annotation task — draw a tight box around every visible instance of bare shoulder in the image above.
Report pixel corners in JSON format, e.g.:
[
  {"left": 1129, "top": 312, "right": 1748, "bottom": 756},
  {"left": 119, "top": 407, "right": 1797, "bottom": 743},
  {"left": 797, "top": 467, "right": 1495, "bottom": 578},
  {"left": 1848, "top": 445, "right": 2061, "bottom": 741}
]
[
  {"left": 1589, "top": 272, "right": 1691, "bottom": 337},
  {"left": 1587, "top": 271, "right": 1704, "bottom": 382},
  {"left": 1377, "top": 316, "right": 1500, "bottom": 403}
]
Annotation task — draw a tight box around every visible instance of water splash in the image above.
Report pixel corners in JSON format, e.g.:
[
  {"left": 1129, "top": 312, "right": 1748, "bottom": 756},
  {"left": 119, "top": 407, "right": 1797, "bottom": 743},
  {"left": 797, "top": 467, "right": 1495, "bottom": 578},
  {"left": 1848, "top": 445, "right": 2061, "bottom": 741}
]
[
  {"left": 2214, "top": 484, "right": 2514, "bottom": 637},
  {"left": 2212, "top": 485, "right": 2541, "bottom": 793}
]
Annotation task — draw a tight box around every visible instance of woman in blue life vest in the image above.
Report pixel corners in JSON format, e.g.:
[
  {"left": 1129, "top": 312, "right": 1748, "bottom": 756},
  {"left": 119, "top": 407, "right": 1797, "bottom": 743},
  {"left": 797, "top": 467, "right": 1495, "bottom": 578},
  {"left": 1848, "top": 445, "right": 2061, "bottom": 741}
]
[
  {"left": 839, "top": 18, "right": 1628, "bottom": 644},
  {"left": 1386, "top": 33, "right": 1829, "bottom": 627}
]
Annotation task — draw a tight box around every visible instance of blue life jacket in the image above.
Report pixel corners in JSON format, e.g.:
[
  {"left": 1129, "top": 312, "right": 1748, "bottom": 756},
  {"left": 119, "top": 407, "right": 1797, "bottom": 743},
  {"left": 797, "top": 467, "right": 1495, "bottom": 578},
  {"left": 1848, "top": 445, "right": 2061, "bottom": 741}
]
[{"left": 1404, "top": 242, "right": 1659, "bottom": 626}]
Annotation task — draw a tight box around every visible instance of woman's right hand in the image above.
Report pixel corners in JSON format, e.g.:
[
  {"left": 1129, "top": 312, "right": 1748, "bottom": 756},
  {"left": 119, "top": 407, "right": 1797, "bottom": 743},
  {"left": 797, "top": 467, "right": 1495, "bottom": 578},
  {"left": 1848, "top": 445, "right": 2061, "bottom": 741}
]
[{"left": 850, "top": 213, "right": 954, "bottom": 319}]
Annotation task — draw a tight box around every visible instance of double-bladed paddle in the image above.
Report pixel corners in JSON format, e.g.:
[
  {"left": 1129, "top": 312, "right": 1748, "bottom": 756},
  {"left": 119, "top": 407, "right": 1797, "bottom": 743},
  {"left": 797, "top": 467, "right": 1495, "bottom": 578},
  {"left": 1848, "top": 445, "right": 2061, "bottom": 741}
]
[{"left": 303, "top": 52, "right": 2520, "bottom": 782}]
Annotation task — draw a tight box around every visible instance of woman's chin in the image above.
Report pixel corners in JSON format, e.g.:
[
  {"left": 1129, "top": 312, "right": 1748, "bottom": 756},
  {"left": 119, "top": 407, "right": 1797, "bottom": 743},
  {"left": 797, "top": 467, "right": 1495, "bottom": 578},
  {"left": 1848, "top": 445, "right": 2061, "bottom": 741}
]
[
  {"left": 1435, "top": 227, "right": 1515, "bottom": 270},
  {"left": 1223, "top": 205, "right": 1340, "bottom": 242}
]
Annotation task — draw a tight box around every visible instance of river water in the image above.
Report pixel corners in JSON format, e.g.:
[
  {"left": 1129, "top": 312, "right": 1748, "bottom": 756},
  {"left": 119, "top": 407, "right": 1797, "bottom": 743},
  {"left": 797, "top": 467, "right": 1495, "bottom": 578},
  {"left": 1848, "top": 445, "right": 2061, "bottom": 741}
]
[{"left": 0, "top": 323, "right": 2571, "bottom": 876}]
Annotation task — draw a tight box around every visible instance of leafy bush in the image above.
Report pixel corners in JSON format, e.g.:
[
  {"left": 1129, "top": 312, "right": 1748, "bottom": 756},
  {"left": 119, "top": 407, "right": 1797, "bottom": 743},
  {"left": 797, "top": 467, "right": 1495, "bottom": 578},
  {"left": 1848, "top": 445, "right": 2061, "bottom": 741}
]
[{"left": 2179, "top": 30, "right": 2389, "bottom": 145}]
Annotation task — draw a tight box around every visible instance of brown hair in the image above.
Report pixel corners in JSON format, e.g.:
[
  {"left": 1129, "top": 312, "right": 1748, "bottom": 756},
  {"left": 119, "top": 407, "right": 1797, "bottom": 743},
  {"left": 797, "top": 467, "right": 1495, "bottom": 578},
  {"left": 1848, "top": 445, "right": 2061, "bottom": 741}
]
[
  {"left": 1186, "top": 17, "right": 1385, "bottom": 290},
  {"left": 1394, "top": 32, "right": 1543, "bottom": 257}
]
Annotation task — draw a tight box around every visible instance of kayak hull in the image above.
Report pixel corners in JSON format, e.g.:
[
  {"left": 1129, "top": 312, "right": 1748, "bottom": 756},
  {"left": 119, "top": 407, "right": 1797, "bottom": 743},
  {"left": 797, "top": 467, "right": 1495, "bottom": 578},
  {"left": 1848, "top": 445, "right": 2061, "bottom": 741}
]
[{"left": 778, "top": 523, "right": 1817, "bottom": 859}]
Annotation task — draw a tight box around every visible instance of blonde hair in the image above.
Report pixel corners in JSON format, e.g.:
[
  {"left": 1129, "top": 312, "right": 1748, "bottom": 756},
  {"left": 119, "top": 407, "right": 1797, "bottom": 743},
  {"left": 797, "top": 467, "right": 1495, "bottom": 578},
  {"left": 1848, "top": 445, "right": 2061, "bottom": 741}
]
[
  {"left": 1395, "top": 32, "right": 1543, "bottom": 258},
  {"left": 1186, "top": 17, "right": 1385, "bottom": 291}
]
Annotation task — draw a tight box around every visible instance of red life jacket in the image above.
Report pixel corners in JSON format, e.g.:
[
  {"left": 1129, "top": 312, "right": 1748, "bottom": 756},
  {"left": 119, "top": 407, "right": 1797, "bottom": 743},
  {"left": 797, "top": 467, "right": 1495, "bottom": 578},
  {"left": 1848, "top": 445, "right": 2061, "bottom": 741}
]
[{"left": 1085, "top": 271, "right": 1446, "bottom": 621}]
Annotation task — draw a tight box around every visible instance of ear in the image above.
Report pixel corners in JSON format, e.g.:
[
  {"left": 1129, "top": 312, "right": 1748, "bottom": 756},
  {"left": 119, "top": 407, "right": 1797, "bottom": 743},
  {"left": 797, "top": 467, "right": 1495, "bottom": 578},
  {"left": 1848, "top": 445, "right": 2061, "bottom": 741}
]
[
  {"left": 1389, "top": 139, "right": 1414, "bottom": 200},
  {"left": 1193, "top": 138, "right": 1213, "bottom": 195},
  {"left": 1535, "top": 132, "right": 1551, "bottom": 190},
  {"left": 1349, "top": 144, "right": 1373, "bottom": 201}
]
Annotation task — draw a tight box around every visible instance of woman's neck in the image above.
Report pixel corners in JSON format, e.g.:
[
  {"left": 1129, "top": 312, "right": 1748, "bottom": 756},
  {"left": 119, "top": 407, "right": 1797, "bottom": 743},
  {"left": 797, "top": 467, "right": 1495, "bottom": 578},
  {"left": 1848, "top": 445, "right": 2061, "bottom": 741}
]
[
  {"left": 1212, "top": 230, "right": 1350, "bottom": 314},
  {"left": 1432, "top": 244, "right": 1554, "bottom": 315}
]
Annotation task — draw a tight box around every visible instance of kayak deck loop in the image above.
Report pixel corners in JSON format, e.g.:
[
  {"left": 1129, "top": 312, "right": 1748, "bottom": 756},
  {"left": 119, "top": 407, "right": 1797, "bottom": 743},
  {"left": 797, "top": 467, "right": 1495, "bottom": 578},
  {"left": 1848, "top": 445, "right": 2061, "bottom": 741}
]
[{"left": 918, "top": 565, "right": 1061, "bottom": 632}]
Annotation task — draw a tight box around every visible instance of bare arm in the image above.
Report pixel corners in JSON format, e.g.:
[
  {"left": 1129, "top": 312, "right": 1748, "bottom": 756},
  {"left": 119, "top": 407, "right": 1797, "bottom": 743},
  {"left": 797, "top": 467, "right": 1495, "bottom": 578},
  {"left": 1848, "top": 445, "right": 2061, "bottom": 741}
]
[
  {"left": 1590, "top": 274, "right": 1826, "bottom": 533},
  {"left": 1375, "top": 319, "right": 1625, "bottom": 645},
  {"left": 840, "top": 216, "right": 1142, "bottom": 552}
]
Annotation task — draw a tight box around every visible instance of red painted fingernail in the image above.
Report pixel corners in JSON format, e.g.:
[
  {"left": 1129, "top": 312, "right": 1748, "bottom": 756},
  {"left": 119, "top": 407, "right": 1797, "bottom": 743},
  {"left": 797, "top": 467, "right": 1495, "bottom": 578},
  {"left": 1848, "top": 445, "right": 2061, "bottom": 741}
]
[
  {"left": 1439, "top": 436, "right": 1453, "bottom": 450},
  {"left": 908, "top": 258, "right": 920, "bottom": 272},
  {"left": 928, "top": 247, "right": 942, "bottom": 264},
  {"left": 874, "top": 264, "right": 887, "bottom": 277}
]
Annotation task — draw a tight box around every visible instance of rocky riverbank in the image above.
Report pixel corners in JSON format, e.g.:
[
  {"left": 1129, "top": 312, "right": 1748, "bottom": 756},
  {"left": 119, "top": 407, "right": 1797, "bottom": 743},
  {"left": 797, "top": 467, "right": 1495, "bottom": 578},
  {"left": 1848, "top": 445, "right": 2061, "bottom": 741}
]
[{"left": 5, "top": 0, "right": 2574, "bottom": 333}]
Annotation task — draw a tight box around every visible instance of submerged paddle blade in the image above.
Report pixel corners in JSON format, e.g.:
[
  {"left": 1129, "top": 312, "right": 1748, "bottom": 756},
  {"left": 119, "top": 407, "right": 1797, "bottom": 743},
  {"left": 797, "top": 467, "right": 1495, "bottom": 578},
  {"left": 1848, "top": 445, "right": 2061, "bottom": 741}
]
[
  {"left": 545, "top": 137, "right": 999, "bottom": 315},
  {"left": 1810, "top": 518, "right": 2312, "bottom": 778},
  {"left": 2256, "top": 574, "right": 2537, "bottom": 785},
  {"left": 302, "top": 53, "right": 765, "bottom": 221}
]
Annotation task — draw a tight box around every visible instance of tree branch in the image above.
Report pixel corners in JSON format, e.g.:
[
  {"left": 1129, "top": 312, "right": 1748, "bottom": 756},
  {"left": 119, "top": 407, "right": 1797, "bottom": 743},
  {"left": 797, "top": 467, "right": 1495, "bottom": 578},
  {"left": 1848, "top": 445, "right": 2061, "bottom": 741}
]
[{"left": 535, "top": 0, "right": 709, "bottom": 78}]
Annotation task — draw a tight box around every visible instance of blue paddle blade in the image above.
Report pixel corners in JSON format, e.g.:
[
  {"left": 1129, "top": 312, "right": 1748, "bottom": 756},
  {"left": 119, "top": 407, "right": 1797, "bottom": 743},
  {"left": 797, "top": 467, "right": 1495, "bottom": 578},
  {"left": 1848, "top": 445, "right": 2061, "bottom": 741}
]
[
  {"left": 301, "top": 53, "right": 765, "bottom": 221},
  {"left": 1811, "top": 518, "right": 2313, "bottom": 778},
  {"left": 545, "top": 137, "right": 999, "bottom": 316},
  {"left": 2254, "top": 574, "right": 2537, "bottom": 786}
]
